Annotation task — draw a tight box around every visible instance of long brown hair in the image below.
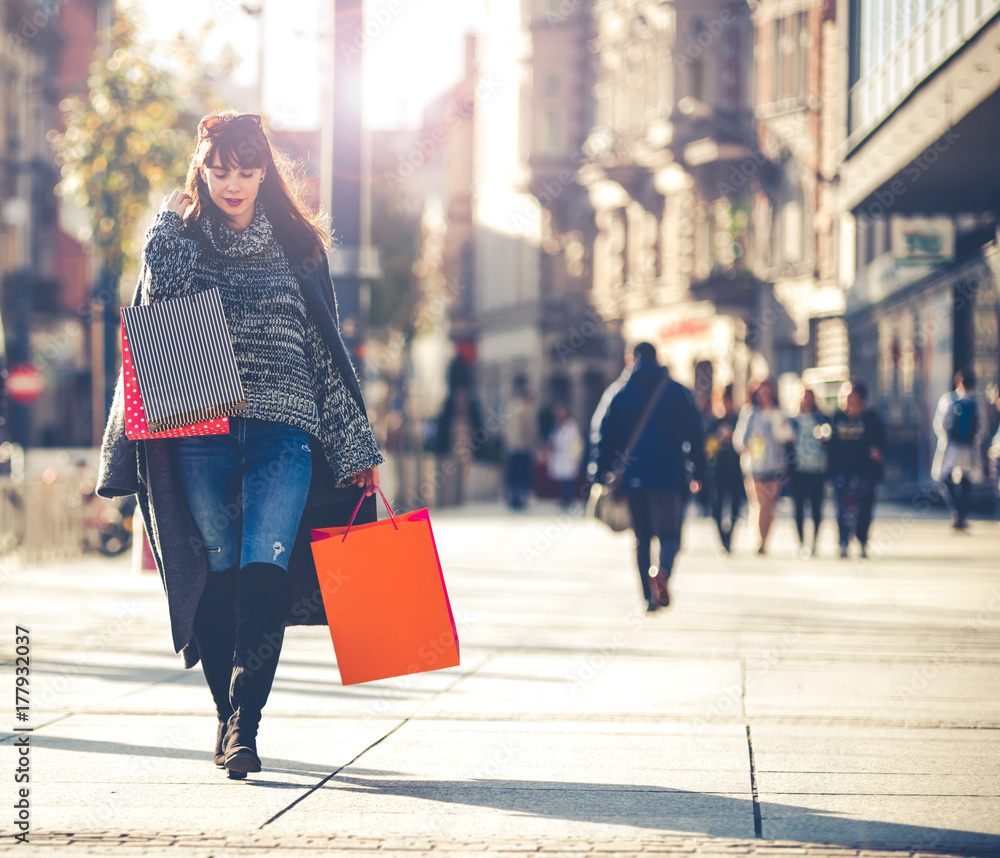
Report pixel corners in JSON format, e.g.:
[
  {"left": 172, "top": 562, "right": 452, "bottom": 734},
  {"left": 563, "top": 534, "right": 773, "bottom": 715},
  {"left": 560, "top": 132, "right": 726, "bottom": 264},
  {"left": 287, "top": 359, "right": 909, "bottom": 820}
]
[{"left": 182, "top": 111, "right": 329, "bottom": 262}]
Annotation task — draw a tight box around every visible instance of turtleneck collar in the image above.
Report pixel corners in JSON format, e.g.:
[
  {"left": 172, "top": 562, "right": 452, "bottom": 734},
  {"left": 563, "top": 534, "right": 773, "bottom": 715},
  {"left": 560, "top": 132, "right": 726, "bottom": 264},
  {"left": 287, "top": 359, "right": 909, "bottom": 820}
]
[{"left": 200, "top": 204, "right": 274, "bottom": 258}]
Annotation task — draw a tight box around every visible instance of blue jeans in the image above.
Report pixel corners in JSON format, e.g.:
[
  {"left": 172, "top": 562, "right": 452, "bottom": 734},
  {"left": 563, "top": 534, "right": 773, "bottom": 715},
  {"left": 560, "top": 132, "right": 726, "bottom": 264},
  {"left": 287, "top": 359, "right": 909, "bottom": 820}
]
[
  {"left": 833, "top": 473, "right": 876, "bottom": 548},
  {"left": 174, "top": 417, "right": 313, "bottom": 572}
]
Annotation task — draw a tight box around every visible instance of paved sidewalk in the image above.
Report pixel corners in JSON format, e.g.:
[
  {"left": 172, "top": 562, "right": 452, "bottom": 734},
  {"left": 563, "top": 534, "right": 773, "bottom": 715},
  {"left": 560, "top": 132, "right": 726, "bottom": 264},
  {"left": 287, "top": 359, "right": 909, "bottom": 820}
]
[{"left": 2, "top": 501, "right": 999, "bottom": 857}]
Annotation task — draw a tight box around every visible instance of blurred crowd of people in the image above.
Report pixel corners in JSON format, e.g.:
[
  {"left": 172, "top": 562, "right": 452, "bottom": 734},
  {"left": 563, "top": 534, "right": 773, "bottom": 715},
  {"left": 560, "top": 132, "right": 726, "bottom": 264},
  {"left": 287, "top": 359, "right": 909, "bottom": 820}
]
[{"left": 499, "top": 348, "right": 1000, "bottom": 613}]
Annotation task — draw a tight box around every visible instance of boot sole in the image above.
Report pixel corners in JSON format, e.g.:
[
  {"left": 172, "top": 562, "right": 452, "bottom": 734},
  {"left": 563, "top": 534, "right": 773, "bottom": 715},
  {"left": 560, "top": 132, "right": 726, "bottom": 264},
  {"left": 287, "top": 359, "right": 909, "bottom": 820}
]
[{"left": 225, "top": 749, "right": 261, "bottom": 774}]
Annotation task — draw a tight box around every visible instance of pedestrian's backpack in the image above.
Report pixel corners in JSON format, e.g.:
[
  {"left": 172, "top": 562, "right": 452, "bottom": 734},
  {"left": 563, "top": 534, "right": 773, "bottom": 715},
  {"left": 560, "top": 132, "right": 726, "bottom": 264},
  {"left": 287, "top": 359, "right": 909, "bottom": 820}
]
[{"left": 948, "top": 396, "right": 978, "bottom": 444}]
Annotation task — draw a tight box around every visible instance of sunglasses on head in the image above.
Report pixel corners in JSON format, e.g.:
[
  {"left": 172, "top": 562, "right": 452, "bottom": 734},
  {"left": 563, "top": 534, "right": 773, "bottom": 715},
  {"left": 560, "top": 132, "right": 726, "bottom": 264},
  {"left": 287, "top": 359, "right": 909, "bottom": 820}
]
[{"left": 198, "top": 113, "right": 263, "bottom": 137}]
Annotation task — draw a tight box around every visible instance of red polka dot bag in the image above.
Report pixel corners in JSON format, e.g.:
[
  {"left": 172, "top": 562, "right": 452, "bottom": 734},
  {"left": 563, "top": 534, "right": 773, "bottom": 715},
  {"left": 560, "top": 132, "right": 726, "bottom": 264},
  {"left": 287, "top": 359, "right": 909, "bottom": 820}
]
[{"left": 120, "top": 288, "right": 246, "bottom": 440}]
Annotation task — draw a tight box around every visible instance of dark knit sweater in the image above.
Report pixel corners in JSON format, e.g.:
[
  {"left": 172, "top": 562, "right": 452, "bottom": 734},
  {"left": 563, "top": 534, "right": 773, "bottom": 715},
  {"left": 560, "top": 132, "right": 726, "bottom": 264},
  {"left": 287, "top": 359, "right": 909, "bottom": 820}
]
[{"left": 140, "top": 207, "right": 382, "bottom": 484}]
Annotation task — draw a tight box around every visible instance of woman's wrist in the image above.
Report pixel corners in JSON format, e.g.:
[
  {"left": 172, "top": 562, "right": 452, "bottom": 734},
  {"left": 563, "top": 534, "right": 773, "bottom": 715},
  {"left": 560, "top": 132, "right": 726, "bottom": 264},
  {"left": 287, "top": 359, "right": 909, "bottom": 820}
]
[
  {"left": 145, "top": 209, "right": 185, "bottom": 242},
  {"left": 155, "top": 209, "right": 184, "bottom": 229}
]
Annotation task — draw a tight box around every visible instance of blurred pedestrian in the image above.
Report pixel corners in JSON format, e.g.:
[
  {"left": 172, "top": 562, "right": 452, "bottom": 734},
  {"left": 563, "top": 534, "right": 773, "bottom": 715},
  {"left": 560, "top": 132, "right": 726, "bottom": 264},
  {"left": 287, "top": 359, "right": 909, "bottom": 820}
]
[
  {"left": 932, "top": 368, "right": 987, "bottom": 531},
  {"left": 96, "top": 112, "right": 383, "bottom": 779},
  {"left": 733, "top": 378, "right": 794, "bottom": 555},
  {"left": 827, "top": 379, "right": 886, "bottom": 558},
  {"left": 988, "top": 394, "right": 1000, "bottom": 511},
  {"left": 504, "top": 374, "right": 537, "bottom": 511},
  {"left": 705, "top": 384, "right": 745, "bottom": 554},
  {"left": 695, "top": 395, "right": 716, "bottom": 518},
  {"left": 591, "top": 342, "right": 705, "bottom": 611},
  {"left": 548, "top": 402, "right": 583, "bottom": 509},
  {"left": 788, "top": 386, "right": 831, "bottom": 558}
]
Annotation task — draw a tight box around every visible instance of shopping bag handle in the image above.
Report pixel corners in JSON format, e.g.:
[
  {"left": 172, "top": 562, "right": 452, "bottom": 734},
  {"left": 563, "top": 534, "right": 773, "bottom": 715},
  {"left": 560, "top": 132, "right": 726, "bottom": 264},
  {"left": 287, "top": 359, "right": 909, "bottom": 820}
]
[{"left": 343, "top": 486, "right": 398, "bottom": 542}]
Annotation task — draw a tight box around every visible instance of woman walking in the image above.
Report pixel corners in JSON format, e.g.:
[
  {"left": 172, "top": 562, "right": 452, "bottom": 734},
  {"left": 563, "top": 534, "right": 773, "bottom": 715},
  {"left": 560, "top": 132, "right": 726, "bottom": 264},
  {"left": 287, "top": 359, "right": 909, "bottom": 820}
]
[
  {"left": 97, "top": 112, "right": 383, "bottom": 778},
  {"left": 733, "top": 378, "right": 794, "bottom": 554},
  {"left": 788, "top": 387, "right": 830, "bottom": 558}
]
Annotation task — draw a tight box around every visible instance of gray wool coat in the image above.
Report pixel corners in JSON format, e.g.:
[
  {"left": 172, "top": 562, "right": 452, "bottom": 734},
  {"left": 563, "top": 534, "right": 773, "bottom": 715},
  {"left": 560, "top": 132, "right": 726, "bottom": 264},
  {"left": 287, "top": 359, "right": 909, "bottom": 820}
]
[{"left": 97, "top": 240, "right": 380, "bottom": 670}]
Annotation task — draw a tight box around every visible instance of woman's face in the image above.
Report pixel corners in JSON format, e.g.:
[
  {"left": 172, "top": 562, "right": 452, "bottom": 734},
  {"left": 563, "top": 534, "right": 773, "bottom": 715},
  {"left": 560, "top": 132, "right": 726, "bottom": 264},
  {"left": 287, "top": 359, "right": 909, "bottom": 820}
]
[
  {"left": 202, "top": 154, "right": 265, "bottom": 229},
  {"left": 757, "top": 382, "right": 774, "bottom": 407}
]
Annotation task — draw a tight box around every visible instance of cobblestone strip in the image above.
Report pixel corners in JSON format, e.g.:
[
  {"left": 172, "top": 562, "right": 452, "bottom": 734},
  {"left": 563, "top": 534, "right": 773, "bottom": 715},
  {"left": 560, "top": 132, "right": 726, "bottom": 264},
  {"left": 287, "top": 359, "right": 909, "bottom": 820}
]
[{"left": 0, "top": 832, "right": 991, "bottom": 857}]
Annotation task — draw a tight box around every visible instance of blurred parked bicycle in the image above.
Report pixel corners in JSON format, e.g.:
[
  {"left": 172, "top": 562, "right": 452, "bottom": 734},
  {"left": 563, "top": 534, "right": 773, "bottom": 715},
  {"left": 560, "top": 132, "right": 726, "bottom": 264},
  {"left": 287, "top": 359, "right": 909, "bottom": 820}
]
[
  {"left": 0, "top": 448, "right": 136, "bottom": 559},
  {"left": 77, "top": 462, "right": 136, "bottom": 557}
]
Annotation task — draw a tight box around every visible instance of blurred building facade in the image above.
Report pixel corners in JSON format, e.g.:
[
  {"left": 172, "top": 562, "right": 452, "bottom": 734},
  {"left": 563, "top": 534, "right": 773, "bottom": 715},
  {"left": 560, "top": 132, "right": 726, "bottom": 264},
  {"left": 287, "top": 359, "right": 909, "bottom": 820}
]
[
  {"left": 399, "top": 35, "right": 478, "bottom": 452},
  {"left": 579, "top": 0, "right": 763, "bottom": 414},
  {"left": 751, "top": 0, "right": 848, "bottom": 408},
  {"left": 368, "top": 35, "right": 488, "bottom": 504},
  {"left": 473, "top": 0, "right": 615, "bottom": 442},
  {"left": 1, "top": 0, "right": 106, "bottom": 449},
  {"left": 837, "top": 0, "right": 1000, "bottom": 483}
]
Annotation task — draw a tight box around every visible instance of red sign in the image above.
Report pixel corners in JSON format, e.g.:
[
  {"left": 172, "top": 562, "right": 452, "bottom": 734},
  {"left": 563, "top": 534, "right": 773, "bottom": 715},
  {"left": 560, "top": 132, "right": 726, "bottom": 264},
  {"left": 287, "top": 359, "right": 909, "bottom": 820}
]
[
  {"left": 659, "top": 319, "right": 712, "bottom": 340},
  {"left": 6, "top": 364, "right": 46, "bottom": 404}
]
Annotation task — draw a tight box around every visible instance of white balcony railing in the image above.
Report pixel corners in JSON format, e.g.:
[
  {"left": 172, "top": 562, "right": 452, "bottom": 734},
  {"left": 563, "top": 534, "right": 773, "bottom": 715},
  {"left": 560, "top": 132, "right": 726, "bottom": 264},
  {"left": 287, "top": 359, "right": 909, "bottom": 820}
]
[{"left": 848, "top": 0, "right": 1000, "bottom": 144}]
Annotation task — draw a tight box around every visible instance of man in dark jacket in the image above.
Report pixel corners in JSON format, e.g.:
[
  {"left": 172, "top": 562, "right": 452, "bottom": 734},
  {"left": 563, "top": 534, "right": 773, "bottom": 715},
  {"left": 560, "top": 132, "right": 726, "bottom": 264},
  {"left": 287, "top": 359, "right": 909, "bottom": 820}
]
[
  {"left": 590, "top": 342, "right": 705, "bottom": 611},
  {"left": 826, "top": 379, "right": 886, "bottom": 559}
]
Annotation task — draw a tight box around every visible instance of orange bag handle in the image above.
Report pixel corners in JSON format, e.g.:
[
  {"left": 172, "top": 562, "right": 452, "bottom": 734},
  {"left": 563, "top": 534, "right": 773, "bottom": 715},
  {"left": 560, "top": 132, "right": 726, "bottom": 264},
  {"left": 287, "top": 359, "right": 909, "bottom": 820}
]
[{"left": 343, "top": 486, "right": 399, "bottom": 542}]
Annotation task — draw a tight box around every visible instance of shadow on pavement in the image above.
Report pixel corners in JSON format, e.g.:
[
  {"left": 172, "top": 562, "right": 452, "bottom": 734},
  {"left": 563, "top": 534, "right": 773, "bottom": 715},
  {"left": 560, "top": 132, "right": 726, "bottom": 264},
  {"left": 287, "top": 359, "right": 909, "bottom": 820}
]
[
  {"left": 328, "top": 774, "right": 1000, "bottom": 856},
  {"left": 10, "top": 733, "right": 413, "bottom": 781}
]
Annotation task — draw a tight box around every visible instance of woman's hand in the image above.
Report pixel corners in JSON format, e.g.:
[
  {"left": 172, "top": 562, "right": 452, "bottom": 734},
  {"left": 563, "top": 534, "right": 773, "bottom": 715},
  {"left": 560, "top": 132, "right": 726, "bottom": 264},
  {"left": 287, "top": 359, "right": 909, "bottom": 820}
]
[
  {"left": 351, "top": 465, "right": 380, "bottom": 496},
  {"left": 159, "top": 190, "right": 192, "bottom": 217}
]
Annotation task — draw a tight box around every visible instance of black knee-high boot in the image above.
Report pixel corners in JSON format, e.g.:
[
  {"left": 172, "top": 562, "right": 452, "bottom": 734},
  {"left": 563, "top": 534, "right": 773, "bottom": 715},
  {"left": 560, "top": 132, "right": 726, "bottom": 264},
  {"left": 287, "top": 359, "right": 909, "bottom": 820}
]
[
  {"left": 191, "top": 567, "right": 238, "bottom": 767},
  {"left": 224, "top": 562, "right": 287, "bottom": 777}
]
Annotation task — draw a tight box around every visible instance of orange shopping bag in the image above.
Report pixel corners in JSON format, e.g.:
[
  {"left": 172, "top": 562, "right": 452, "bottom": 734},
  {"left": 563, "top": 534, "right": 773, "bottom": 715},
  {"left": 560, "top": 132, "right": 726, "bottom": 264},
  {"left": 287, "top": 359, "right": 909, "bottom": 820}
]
[{"left": 310, "top": 489, "right": 459, "bottom": 685}]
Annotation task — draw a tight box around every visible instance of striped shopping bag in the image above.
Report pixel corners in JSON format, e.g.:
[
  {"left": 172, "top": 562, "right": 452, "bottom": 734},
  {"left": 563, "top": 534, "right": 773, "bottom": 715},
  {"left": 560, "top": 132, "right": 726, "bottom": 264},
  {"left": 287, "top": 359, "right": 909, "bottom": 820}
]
[{"left": 120, "top": 287, "right": 246, "bottom": 438}]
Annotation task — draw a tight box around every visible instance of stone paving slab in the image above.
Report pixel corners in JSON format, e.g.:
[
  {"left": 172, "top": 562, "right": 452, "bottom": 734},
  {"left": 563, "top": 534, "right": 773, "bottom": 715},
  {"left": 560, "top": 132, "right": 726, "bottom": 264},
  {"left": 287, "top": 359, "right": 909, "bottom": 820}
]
[
  {"left": 757, "top": 795, "right": 1000, "bottom": 854},
  {"left": 327, "top": 719, "right": 753, "bottom": 793},
  {"left": 416, "top": 655, "right": 744, "bottom": 720},
  {"left": 745, "top": 662, "right": 1000, "bottom": 724},
  {"left": 3, "top": 508, "right": 1000, "bottom": 857},
  {"left": 751, "top": 724, "right": 1000, "bottom": 782},
  {"left": 20, "top": 713, "right": 396, "bottom": 832},
  {"left": 0, "top": 831, "right": 995, "bottom": 857}
]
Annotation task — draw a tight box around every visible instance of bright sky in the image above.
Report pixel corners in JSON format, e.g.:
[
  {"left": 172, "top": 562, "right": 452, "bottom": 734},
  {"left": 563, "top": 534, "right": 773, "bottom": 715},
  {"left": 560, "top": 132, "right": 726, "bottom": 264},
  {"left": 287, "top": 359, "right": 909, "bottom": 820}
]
[{"left": 134, "top": 0, "right": 485, "bottom": 130}]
